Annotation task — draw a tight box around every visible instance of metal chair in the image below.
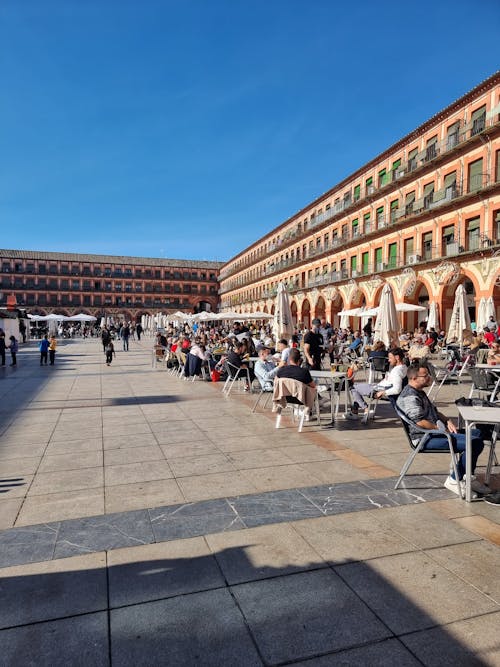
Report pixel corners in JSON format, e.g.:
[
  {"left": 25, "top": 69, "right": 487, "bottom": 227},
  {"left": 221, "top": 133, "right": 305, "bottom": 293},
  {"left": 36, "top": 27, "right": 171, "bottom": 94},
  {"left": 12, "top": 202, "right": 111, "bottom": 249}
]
[
  {"left": 367, "top": 356, "right": 390, "bottom": 384},
  {"left": 426, "top": 361, "right": 459, "bottom": 401},
  {"left": 251, "top": 385, "right": 274, "bottom": 412},
  {"left": 394, "top": 405, "right": 462, "bottom": 494},
  {"left": 222, "top": 360, "right": 252, "bottom": 396},
  {"left": 468, "top": 367, "right": 498, "bottom": 400}
]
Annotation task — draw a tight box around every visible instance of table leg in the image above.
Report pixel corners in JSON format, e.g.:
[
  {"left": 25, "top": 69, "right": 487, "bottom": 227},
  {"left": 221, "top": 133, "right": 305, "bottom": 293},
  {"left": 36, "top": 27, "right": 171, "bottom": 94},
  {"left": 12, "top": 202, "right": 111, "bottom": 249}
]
[
  {"left": 490, "top": 377, "right": 500, "bottom": 402},
  {"left": 465, "top": 421, "right": 472, "bottom": 502}
]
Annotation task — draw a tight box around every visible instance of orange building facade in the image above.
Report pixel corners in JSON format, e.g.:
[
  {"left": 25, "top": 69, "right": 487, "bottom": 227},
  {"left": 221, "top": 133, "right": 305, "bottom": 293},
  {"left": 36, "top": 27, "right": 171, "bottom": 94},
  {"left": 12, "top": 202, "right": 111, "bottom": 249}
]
[
  {"left": 219, "top": 73, "right": 500, "bottom": 333},
  {"left": 0, "top": 250, "right": 221, "bottom": 321}
]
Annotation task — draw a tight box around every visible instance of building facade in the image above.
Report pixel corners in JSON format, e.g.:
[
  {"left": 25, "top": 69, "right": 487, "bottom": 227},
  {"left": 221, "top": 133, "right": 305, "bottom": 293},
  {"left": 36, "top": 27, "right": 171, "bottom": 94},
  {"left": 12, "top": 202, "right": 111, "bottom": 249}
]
[
  {"left": 0, "top": 250, "right": 222, "bottom": 321},
  {"left": 219, "top": 72, "right": 500, "bottom": 333}
]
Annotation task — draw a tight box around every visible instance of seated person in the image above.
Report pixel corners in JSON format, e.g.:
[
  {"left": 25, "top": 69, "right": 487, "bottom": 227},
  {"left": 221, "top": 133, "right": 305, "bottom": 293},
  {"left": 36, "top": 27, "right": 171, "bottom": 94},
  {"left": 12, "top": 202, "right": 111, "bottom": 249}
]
[
  {"left": 487, "top": 340, "right": 500, "bottom": 365},
  {"left": 184, "top": 339, "right": 209, "bottom": 377},
  {"left": 276, "top": 348, "right": 315, "bottom": 388},
  {"left": 348, "top": 331, "right": 363, "bottom": 356},
  {"left": 276, "top": 338, "right": 291, "bottom": 364},
  {"left": 349, "top": 347, "right": 407, "bottom": 415},
  {"left": 408, "top": 335, "right": 431, "bottom": 362},
  {"left": 397, "top": 363, "right": 491, "bottom": 497},
  {"left": 254, "top": 345, "right": 281, "bottom": 390},
  {"left": 483, "top": 326, "right": 496, "bottom": 347},
  {"left": 367, "top": 340, "right": 388, "bottom": 361},
  {"left": 226, "top": 341, "right": 255, "bottom": 390}
]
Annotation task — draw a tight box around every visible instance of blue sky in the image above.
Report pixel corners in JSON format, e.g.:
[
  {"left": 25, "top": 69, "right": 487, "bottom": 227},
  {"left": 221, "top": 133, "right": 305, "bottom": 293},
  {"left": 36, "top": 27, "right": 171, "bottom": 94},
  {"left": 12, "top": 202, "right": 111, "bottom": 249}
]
[{"left": 1, "top": 0, "right": 499, "bottom": 263}]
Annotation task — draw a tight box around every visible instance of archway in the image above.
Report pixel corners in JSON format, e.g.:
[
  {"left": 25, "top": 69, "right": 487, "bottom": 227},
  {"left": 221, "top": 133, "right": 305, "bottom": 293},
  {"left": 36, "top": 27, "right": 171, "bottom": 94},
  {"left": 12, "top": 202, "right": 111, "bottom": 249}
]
[
  {"left": 301, "top": 299, "right": 311, "bottom": 329},
  {"left": 441, "top": 276, "right": 477, "bottom": 333},
  {"left": 315, "top": 296, "right": 326, "bottom": 321},
  {"left": 291, "top": 301, "right": 298, "bottom": 328}
]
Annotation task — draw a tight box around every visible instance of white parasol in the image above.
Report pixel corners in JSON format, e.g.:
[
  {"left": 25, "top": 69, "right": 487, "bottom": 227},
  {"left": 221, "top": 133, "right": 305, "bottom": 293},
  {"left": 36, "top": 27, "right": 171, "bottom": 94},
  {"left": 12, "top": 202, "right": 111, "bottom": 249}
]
[
  {"left": 373, "top": 283, "right": 400, "bottom": 348},
  {"left": 273, "top": 282, "right": 294, "bottom": 340},
  {"left": 446, "top": 284, "right": 472, "bottom": 345}
]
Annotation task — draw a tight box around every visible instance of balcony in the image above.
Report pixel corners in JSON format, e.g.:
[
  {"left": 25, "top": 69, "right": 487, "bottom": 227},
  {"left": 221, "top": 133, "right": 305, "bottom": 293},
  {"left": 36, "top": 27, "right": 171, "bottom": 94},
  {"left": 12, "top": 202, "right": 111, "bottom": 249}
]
[{"left": 467, "top": 172, "right": 490, "bottom": 193}]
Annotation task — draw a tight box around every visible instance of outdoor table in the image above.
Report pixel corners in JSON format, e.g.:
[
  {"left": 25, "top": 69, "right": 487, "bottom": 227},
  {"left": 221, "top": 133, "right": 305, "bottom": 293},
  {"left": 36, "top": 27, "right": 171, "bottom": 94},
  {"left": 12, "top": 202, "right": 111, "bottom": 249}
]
[
  {"left": 456, "top": 404, "right": 500, "bottom": 502},
  {"left": 310, "top": 370, "right": 349, "bottom": 422},
  {"left": 474, "top": 364, "right": 500, "bottom": 402}
]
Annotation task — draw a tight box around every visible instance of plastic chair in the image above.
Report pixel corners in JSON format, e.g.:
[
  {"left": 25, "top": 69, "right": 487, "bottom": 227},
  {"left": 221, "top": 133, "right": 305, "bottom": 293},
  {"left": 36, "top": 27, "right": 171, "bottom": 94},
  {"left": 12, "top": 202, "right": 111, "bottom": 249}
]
[
  {"left": 393, "top": 405, "right": 462, "bottom": 494},
  {"left": 251, "top": 385, "right": 274, "bottom": 413},
  {"left": 273, "top": 378, "right": 320, "bottom": 432},
  {"left": 468, "top": 367, "right": 498, "bottom": 401}
]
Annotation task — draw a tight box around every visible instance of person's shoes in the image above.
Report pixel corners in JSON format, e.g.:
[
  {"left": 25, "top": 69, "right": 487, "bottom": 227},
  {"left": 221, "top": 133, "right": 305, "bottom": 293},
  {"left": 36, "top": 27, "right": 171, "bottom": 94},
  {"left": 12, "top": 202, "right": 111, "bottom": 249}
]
[
  {"left": 483, "top": 490, "right": 500, "bottom": 505},
  {"left": 444, "top": 475, "right": 478, "bottom": 499},
  {"left": 344, "top": 411, "right": 359, "bottom": 420},
  {"left": 465, "top": 475, "right": 491, "bottom": 495},
  {"left": 351, "top": 402, "right": 359, "bottom": 415}
]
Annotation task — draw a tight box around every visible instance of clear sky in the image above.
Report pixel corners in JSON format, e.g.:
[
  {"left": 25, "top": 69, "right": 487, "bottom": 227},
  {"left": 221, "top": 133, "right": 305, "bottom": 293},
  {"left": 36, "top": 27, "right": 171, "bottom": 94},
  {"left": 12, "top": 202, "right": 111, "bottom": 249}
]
[{"left": 1, "top": 0, "right": 499, "bottom": 263}]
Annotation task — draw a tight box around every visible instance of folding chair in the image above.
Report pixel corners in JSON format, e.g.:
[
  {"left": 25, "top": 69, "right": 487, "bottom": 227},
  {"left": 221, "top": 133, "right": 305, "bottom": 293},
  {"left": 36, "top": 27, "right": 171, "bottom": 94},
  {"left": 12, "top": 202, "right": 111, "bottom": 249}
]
[
  {"left": 426, "top": 361, "right": 459, "bottom": 401},
  {"left": 394, "top": 405, "right": 462, "bottom": 493},
  {"left": 222, "top": 360, "right": 252, "bottom": 396},
  {"left": 251, "top": 385, "right": 274, "bottom": 413},
  {"left": 367, "top": 356, "right": 390, "bottom": 384}
]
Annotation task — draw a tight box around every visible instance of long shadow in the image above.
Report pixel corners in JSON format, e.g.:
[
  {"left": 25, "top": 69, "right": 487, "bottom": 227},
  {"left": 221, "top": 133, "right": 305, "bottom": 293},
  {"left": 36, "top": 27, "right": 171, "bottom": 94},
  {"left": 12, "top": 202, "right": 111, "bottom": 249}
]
[{"left": 0, "top": 545, "right": 495, "bottom": 666}]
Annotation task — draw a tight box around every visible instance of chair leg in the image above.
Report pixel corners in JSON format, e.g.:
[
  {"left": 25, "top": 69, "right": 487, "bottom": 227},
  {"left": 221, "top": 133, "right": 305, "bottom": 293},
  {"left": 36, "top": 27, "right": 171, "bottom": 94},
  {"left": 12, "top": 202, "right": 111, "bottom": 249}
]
[
  {"left": 394, "top": 447, "right": 421, "bottom": 489},
  {"left": 275, "top": 406, "right": 282, "bottom": 429},
  {"left": 252, "top": 390, "right": 264, "bottom": 412}
]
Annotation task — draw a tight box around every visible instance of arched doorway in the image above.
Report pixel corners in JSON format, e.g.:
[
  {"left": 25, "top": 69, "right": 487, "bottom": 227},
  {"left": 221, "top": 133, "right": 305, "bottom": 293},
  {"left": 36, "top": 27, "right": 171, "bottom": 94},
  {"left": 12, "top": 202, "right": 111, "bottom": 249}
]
[{"left": 301, "top": 300, "right": 311, "bottom": 329}]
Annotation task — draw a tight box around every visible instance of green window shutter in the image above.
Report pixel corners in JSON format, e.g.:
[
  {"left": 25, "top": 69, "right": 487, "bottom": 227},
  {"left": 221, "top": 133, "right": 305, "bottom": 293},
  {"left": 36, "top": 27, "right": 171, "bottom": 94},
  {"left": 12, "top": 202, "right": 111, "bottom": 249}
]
[
  {"left": 444, "top": 172, "right": 457, "bottom": 188},
  {"left": 376, "top": 206, "right": 384, "bottom": 215},
  {"left": 392, "top": 158, "right": 401, "bottom": 171},
  {"left": 467, "top": 217, "right": 480, "bottom": 231},
  {"left": 351, "top": 256, "right": 357, "bottom": 271},
  {"left": 363, "top": 213, "right": 370, "bottom": 222},
  {"left": 390, "top": 199, "right": 399, "bottom": 209},
  {"left": 352, "top": 218, "right": 358, "bottom": 227},
  {"left": 405, "top": 191, "right": 416, "bottom": 205},
  {"left": 353, "top": 184, "right": 361, "bottom": 200},
  {"left": 362, "top": 252, "right": 369, "bottom": 272},
  {"left": 423, "top": 182, "right": 435, "bottom": 197},
  {"left": 496, "top": 150, "right": 500, "bottom": 182},
  {"left": 408, "top": 147, "right": 418, "bottom": 160},
  {"left": 375, "top": 247, "right": 382, "bottom": 264},
  {"left": 388, "top": 243, "right": 398, "bottom": 267},
  {"left": 468, "top": 158, "right": 483, "bottom": 191},
  {"left": 379, "top": 168, "right": 388, "bottom": 186}
]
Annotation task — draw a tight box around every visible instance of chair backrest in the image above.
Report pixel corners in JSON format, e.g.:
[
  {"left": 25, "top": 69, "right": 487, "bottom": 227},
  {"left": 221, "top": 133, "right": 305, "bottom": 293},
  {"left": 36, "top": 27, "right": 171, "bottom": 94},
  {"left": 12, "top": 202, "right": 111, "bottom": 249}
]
[
  {"left": 394, "top": 405, "right": 419, "bottom": 449},
  {"left": 273, "top": 377, "right": 309, "bottom": 405},
  {"left": 468, "top": 367, "right": 495, "bottom": 390},
  {"left": 370, "top": 356, "right": 390, "bottom": 373},
  {"left": 475, "top": 348, "right": 489, "bottom": 364}
]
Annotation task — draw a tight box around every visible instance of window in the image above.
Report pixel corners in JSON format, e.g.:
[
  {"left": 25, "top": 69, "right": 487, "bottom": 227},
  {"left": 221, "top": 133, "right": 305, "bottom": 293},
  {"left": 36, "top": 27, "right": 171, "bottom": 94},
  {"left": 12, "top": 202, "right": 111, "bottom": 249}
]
[
  {"left": 353, "top": 184, "right": 361, "bottom": 201},
  {"left": 390, "top": 199, "right": 399, "bottom": 222},
  {"left": 350, "top": 256, "right": 357, "bottom": 274},
  {"left": 442, "top": 225, "right": 456, "bottom": 254},
  {"left": 425, "top": 136, "right": 438, "bottom": 161},
  {"left": 392, "top": 158, "right": 401, "bottom": 177},
  {"left": 466, "top": 217, "right": 480, "bottom": 251},
  {"left": 366, "top": 176, "right": 374, "bottom": 194},
  {"left": 376, "top": 206, "right": 384, "bottom": 227},
  {"left": 495, "top": 210, "right": 500, "bottom": 241},
  {"left": 496, "top": 150, "right": 500, "bottom": 183},
  {"left": 443, "top": 171, "right": 457, "bottom": 198},
  {"left": 378, "top": 168, "right": 388, "bottom": 187},
  {"left": 362, "top": 251, "right": 369, "bottom": 275},
  {"left": 468, "top": 158, "right": 484, "bottom": 192},
  {"left": 388, "top": 242, "right": 398, "bottom": 269},
  {"left": 470, "top": 105, "right": 486, "bottom": 136},
  {"left": 374, "top": 247, "right": 383, "bottom": 270},
  {"left": 447, "top": 121, "right": 460, "bottom": 149},
  {"left": 404, "top": 238, "right": 414, "bottom": 262},
  {"left": 405, "top": 190, "right": 416, "bottom": 215},
  {"left": 423, "top": 182, "right": 435, "bottom": 208},
  {"left": 352, "top": 219, "right": 359, "bottom": 237},
  {"left": 363, "top": 212, "right": 371, "bottom": 233},
  {"left": 408, "top": 147, "right": 418, "bottom": 171}
]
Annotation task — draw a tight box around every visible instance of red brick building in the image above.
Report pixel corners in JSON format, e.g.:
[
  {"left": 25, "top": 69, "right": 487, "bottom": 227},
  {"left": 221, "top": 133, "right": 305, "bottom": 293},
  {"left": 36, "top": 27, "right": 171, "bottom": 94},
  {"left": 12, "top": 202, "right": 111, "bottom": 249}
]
[{"left": 0, "top": 250, "right": 222, "bottom": 321}]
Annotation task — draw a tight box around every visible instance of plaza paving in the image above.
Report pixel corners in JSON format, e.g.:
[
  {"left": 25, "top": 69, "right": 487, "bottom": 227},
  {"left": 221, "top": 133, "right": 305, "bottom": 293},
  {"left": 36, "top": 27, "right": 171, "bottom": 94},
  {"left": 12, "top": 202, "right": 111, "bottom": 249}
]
[{"left": 0, "top": 338, "right": 499, "bottom": 666}]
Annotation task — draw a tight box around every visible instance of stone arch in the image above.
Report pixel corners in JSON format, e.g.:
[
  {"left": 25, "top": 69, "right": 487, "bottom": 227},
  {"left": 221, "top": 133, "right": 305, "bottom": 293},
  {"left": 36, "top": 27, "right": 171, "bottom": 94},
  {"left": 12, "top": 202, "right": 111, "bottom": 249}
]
[
  {"left": 301, "top": 299, "right": 311, "bottom": 329},
  {"left": 291, "top": 301, "right": 298, "bottom": 327},
  {"left": 439, "top": 270, "right": 479, "bottom": 333},
  {"left": 315, "top": 296, "right": 326, "bottom": 321}
]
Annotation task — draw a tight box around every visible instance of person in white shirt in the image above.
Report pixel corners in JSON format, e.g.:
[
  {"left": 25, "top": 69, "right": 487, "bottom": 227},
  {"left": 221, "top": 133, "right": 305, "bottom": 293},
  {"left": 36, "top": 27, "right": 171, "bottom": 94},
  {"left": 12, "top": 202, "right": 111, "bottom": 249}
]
[
  {"left": 276, "top": 338, "right": 291, "bottom": 364},
  {"left": 349, "top": 347, "right": 408, "bottom": 415}
]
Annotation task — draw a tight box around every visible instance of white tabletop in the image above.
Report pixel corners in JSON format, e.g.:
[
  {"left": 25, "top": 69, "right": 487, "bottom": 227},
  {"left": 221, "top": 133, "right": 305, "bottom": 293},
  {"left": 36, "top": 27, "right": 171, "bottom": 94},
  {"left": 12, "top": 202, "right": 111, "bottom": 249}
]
[
  {"left": 456, "top": 404, "right": 500, "bottom": 423},
  {"left": 475, "top": 363, "right": 500, "bottom": 372},
  {"left": 311, "top": 370, "right": 347, "bottom": 379}
]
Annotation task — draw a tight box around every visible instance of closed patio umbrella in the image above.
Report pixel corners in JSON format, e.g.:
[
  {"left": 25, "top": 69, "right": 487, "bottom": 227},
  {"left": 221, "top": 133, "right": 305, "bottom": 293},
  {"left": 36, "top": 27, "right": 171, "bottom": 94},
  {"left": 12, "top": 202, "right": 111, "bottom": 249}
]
[
  {"left": 373, "top": 284, "right": 400, "bottom": 348},
  {"left": 427, "top": 302, "right": 440, "bottom": 331},
  {"left": 477, "top": 296, "right": 495, "bottom": 330},
  {"left": 446, "top": 284, "right": 472, "bottom": 345},
  {"left": 273, "top": 282, "right": 294, "bottom": 340}
]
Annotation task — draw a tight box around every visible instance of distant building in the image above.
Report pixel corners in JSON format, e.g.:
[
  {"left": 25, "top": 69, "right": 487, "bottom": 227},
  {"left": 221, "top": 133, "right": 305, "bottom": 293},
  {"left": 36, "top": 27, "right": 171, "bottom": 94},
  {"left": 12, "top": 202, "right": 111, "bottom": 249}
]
[
  {"left": 218, "top": 72, "right": 500, "bottom": 332},
  {"left": 0, "top": 250, "right": 222, "bottom": 321}
]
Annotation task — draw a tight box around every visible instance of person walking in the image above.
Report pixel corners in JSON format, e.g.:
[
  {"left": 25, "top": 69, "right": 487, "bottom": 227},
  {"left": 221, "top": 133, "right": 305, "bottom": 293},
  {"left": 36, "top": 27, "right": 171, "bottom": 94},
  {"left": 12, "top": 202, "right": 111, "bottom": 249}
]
[
  {"left": 136, "top": 323, "right": 143, "bottom": 341},
  {"left": 121, "top": 323, "right": 130, "bottom": 351},
  {"left": 105, "top": 339, "right": 115, "bottom": 366},
  {"left": 49, "top": 335, "right": 57, "bottom": 365},
  {"left": 39, "top": 335, "right": 49, "bottom": 365},
  {"left": 8, "top": 335, "right": 18, "bottom": 366}
]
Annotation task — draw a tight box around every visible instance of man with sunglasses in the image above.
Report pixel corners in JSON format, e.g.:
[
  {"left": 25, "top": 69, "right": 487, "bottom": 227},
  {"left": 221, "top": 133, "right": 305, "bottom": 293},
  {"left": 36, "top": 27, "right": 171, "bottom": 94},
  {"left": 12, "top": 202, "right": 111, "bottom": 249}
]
[{"left": 397, "top": 363, "right": 491, "bottom": 498}]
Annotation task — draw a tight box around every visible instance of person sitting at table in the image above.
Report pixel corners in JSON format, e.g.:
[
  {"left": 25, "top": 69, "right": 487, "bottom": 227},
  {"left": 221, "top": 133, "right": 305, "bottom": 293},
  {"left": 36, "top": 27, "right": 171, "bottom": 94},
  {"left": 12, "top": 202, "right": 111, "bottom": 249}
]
[
  {"left": 348, "top": 331, "right": 363, "bottom": 357},
  {"left": 184, "top": 338, "right": 209, "bottom": 378},
  {"left": 367, "top": 340, "right": 388, "bottom": 361},
  {"left": 276, "top": 348, "right": 316, "bottom": 388},
  {"left": 276, "top": 338, "right": 291, "bottom": 364},
  {"left": 397, "top": 363, "right": 492, "bottom": 497},
  {"left": 348, "top": 347, "right": 407, "bottom": 416},
  {"left": 254, "top": 345, "right": 282, "bottom": 391},
  {"left": 226, "top": 340, "right": 255, "bottom": 391},
  {"left": 487, "top": 340, "right": 500, "bottom": 365},
  {"left": 407, "top": 335, "right": 431, "bottom": 362},
  {"left": 483, "top": 326, "right": 496, "bottom": 347}
]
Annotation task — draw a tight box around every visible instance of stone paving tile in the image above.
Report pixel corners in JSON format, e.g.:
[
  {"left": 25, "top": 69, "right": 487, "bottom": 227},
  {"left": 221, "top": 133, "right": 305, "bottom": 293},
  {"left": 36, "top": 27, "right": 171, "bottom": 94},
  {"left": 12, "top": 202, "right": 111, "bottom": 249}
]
[
  {"left": 0, "top": 444, "right": 48, "bottom": 459},
  {"left": 206, "top": 523, "right": 326, "bottom": 584},
  {"left": 103, "top": 444, "right": 165, "bottom": 466},
  {"left": 226, "top": 448, "right": 296, "bottom": 469},
  {"left": 28, "top": 467, "right": 103, "bottom": 496},
  {"left": 228, "top": 489, "right": 323, "bottom": 528},
  {"left": 291, "top": 638, "right": 422, "bottom": 666},
  {"left": 104, "top": 478, "right": 185, "bottom": 514},
  {"left": 168, "top": 453, "right": 236, "bottom": 477},
  {"left": 0, "top": 552, "right": 107, "bottom": 629},
  {"left": 110, "top": 588, "right": 263, "bottom": 667},
  {"left": 154, "top": 428, "right": 208, "bottom": 446},
  {"left": 292, "top": 510, "right": 418, "bottom": 564},
  {"left": 0, "top": 456, "right": 41, "bottom": 476},
  {"left": 149, "top": 498, "right": 244, "bottom": 542},
  {"left": 0, "top": 522, "right": 60, "bottom": 568},
  {"left": 299, "top": 459, "right": 372, "bottom": 484},
  {"left": 102, "top": 432, "right": 159, "bottom": 450},
  {"left": 232, "top": 569, "right": 391, "bottom": 664},
  {"left": 54, "top": 509, "right": 154, "bottom": 559},
  {"left": 0, "top": 474, "right": 33, "bottom": 498},
  {"left": 38, "top": 451, "right": 104, "bottom": 473},
  {"left": 158, "top": 440, "right": 221, "bottom": 459},
  {"left": 178, "top": 470, "right": 259, "bottom": 503},
  {"left": 336, "top": 551, "right": 498, "bottom": 636},
  {"left": 107, "top": 536, "right": 226, "bottom": 607},
  {"left": 0, "top": 497, "right": 23, "bottom": 529},
  {"left": 45, "top": 437, "right": 103, "bottom": 455},
  {"left": 239, "top": 463, "right": 324, "bottom": 493},
  {"left": 0, "top": 612, "right": 110, "bottom": 667},
  {"left": 104, "top": 460, "right": 174, "bottom": 486},
  {"left": 16, "top": 488, "right": 105, "bottom": 527}
]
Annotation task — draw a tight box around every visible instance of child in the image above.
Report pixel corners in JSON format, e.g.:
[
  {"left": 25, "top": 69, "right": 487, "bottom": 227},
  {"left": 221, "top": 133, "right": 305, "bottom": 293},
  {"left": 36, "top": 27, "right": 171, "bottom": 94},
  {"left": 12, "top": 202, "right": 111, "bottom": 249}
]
[
  {"left": 105, "top": 340, "right": 115, "bottom": 366},
  {"left": 8, "top": 335, "right": 18, "bottom": 366},
  {"left": 39, "top": 335, "right": 49, "bottom": 365},
  {"left": 49, "top": 336, "right": 57, "bottom": 365}
]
